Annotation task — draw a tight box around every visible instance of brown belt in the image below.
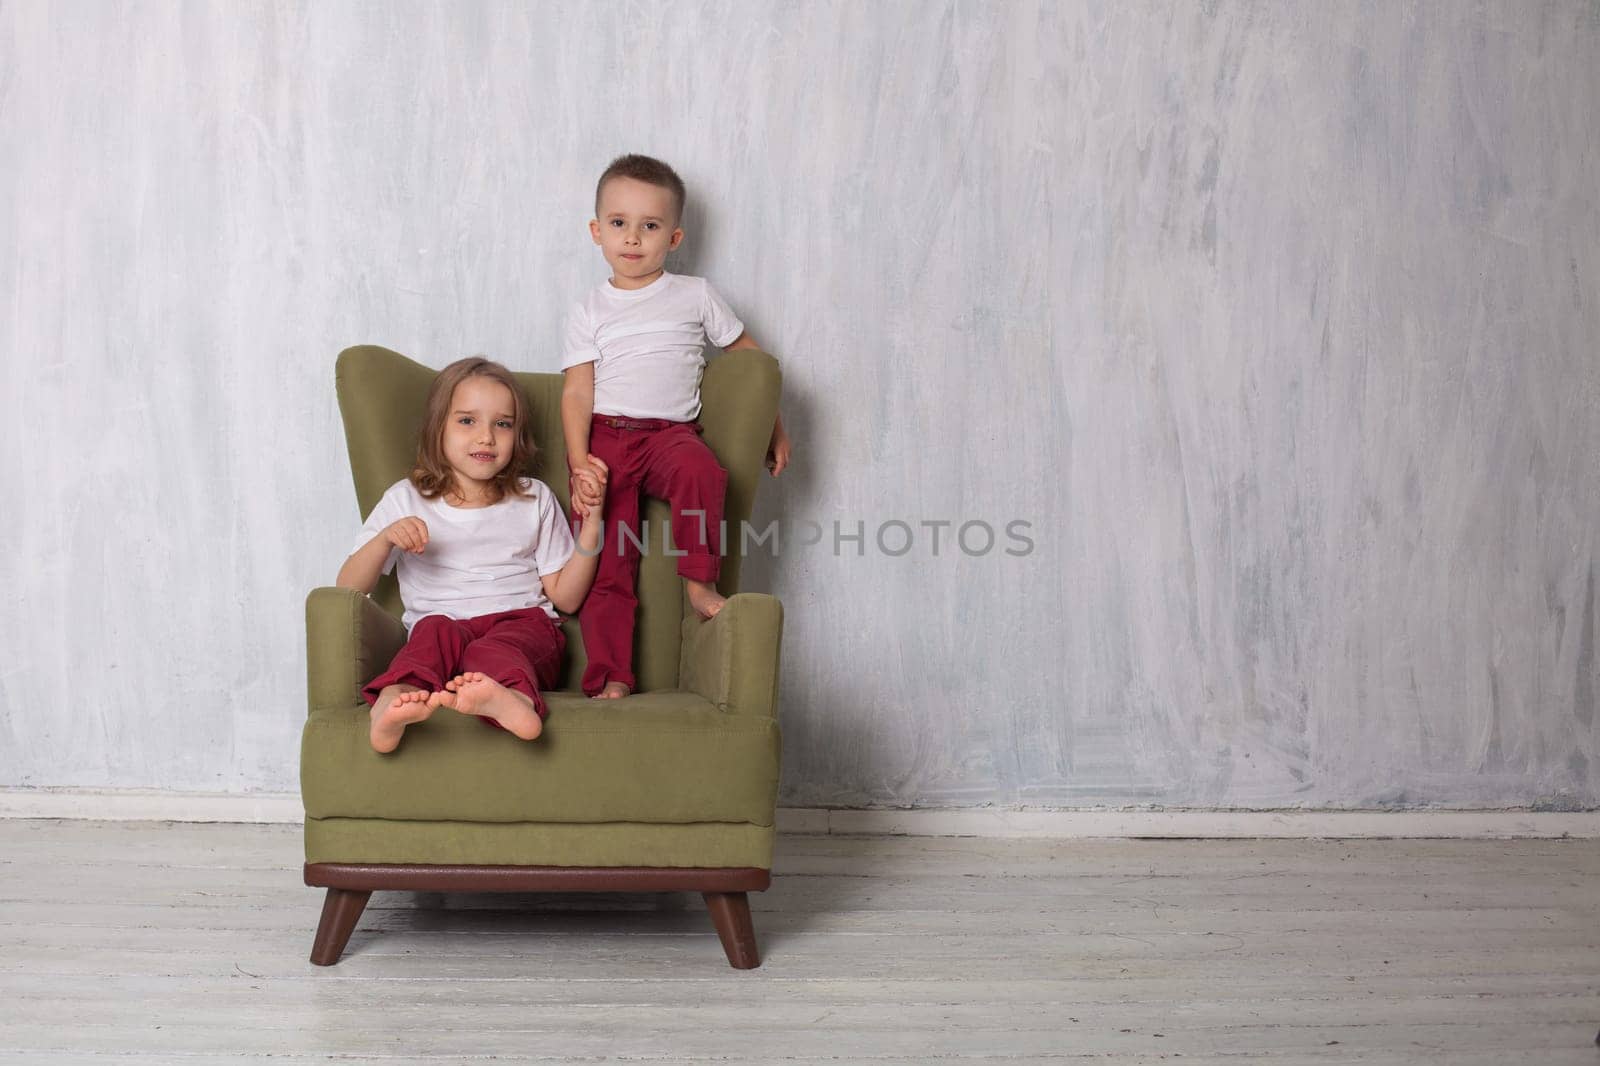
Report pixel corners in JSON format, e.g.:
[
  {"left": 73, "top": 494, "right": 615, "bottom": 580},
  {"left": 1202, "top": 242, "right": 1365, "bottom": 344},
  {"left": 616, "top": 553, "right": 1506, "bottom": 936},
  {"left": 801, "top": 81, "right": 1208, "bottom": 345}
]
[{"left": 592, "top": 415, "right": 683, "bottom": 431}]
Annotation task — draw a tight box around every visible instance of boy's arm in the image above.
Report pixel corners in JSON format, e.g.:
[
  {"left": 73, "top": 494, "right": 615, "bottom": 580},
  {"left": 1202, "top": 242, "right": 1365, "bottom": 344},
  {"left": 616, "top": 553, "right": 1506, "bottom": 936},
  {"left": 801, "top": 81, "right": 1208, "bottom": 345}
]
[
  {"left": 561, "top": 364, "right": 609, "bottom": 512},
  {"left": 722, "top": 332, "right": 791, "bottom": 476},
  {"left": 542, "top": 506, "right": 604, "bottom": 614},
  {"left": 561, "top": 362, "right": 597, "bottom": 471}
]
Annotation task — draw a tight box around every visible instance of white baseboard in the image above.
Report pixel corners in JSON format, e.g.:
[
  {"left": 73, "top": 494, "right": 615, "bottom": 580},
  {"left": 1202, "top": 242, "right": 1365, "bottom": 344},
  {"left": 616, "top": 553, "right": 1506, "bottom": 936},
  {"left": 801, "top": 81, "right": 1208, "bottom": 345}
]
[
  {"left": 1, "top": 788, "right": 1596, "bottom": 838},
  {"left": 0, "top": 788, "right": 305, "bottom": 823},
  {"left": 777, "top": 807, "right": 1600, "bottom": 839}
]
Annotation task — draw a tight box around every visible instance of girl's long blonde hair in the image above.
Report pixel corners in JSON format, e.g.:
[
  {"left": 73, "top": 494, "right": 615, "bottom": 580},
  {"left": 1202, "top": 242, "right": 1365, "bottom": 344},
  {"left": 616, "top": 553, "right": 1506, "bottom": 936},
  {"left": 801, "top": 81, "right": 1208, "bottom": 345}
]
[{"left": 410, "top": 357, "right": 537, "bottom": 503}]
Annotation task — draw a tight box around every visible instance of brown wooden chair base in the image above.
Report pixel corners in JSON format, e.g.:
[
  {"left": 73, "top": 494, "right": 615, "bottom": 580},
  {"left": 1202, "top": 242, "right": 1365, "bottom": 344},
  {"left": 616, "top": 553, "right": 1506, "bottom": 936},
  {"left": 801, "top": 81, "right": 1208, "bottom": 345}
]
[
  {"left": 309, "top": 886, "right": 371, "bottom": 966},
  {"left": 304, "top": 863, "right": 770, "bottom": 969}
]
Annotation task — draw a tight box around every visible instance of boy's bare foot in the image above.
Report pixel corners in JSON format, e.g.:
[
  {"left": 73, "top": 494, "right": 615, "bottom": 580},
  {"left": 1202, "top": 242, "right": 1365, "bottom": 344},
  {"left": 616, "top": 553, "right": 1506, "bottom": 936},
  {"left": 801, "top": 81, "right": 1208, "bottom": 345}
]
[
  {"left": 370, "top": 684, "right": 433, "bottom": 753},
  {"left": 436, "top": 672, "right": 544, "bottom": 740},
  {"left": 686, "top": 579, "right": 726, "bottom": 620},
  {"left": 592, "top": 681, "right": 631, "bottom": 700}
]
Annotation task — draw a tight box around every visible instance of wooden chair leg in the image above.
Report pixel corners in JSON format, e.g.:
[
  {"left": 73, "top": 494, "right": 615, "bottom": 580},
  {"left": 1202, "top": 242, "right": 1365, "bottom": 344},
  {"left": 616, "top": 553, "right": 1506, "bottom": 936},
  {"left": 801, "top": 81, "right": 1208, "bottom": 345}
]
[
  {"left": 703, "top": 891, "right": 761, "bottom": 969},
  {"left": 310, "top": 887, "right": 371, "bottom": 966}
]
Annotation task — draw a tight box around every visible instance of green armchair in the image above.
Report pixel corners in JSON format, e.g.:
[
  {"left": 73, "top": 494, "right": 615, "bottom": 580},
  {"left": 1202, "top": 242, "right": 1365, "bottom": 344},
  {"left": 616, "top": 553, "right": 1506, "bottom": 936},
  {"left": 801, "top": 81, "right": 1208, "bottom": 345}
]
[{"left": 301, "top": 345, "right": 784, "bottom": 968}]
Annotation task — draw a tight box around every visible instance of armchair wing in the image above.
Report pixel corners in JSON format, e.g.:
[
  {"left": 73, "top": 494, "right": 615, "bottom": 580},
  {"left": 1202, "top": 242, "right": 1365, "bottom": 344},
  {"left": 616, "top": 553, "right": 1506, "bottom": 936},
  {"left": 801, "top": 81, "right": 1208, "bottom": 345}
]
[
  {"left": 680, "top": 593, "right": 784, "bottom": 717},
  {"left": 304, "top": 586, "right": 407, "bottom": 712},
  {"left": 696, "top": 350, "right": 781, "bottom": 599}
]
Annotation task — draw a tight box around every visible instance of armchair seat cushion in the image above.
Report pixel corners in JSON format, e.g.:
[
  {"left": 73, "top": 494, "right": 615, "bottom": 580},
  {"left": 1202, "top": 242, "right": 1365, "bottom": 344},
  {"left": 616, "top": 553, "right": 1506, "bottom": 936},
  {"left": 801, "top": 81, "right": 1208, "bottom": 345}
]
[{"left": 301, "top": 692, "right": 780, "bottom": 826}]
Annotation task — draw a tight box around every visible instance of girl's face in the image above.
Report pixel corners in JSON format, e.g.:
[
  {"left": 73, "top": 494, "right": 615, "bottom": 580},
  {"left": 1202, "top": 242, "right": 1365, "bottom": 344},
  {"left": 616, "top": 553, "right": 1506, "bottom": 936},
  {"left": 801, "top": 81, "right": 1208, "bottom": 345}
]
[{"left": 441, "top": 376, "right": 518, "bottom": 499}]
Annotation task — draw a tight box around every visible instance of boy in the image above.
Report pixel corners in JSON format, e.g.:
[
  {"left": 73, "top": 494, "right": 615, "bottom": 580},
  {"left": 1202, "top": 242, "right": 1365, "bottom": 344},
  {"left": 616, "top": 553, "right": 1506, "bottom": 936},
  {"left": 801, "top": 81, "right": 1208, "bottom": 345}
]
[{"left": 561, "top": 154, "right": 791, "bottom": 700}]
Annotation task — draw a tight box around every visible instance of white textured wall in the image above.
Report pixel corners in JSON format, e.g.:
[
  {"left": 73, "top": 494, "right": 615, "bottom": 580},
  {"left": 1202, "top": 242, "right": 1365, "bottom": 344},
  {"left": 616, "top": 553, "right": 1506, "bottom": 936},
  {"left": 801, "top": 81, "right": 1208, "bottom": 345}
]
[{"left": 3, "top": 1, "right": 1597, "bottom": 809}]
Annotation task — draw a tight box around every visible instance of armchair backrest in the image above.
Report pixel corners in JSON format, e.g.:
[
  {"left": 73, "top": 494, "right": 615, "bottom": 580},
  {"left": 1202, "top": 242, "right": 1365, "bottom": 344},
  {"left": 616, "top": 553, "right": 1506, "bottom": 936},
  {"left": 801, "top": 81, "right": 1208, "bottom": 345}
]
[{"left": 334, "top": 345, "right": 781, "bottom": 693}]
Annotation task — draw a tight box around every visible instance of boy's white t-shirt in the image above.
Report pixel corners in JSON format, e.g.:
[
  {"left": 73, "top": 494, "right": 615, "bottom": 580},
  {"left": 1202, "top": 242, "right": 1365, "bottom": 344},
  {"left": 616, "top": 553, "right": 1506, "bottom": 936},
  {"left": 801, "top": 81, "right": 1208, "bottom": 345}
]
[
  {"left": 353, "top": 477, "right": 575, "bottom": 630},
  {"left": 561, "top": 271, "right": 744, "bottom": 422}
]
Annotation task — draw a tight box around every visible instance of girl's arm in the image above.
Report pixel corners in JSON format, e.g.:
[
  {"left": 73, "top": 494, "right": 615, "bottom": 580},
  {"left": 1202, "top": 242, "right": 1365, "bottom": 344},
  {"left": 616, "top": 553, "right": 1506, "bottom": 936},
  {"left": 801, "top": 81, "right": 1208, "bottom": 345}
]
[
  {"left": 336, "top": 517, "right": 428, "bottom": 594},
  {"left": 542, "top": 506, "right": 604, "bottom": 615}
]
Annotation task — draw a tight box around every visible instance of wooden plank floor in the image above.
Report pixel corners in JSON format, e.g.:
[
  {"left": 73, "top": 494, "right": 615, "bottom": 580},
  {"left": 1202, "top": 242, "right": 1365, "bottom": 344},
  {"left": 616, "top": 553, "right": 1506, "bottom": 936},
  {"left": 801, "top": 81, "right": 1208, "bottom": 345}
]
[{"left": 0, "top": 820, "right": 1596, "bottom": 1064}]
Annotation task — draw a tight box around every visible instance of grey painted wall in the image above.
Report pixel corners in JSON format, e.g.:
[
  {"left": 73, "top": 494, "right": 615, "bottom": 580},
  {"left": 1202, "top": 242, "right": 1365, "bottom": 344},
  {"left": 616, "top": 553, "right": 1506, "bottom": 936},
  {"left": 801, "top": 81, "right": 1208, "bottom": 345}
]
[{"left": 3, "top": 1, "right": 1597, "bottom": 809}]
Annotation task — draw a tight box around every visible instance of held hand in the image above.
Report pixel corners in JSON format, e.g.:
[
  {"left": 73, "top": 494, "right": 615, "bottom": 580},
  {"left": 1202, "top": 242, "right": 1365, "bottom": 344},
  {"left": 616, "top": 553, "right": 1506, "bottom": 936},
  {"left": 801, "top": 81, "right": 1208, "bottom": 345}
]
[
  {"left": 766, "top": 422, "right": 792, "bottom": 477},
  {"left": 568, "top": 472, "right": 605, "bottom": 517},
  {"left": 384, "top": 516, "right": 429, "bottom": 554},
  {"left": 579, "top": 453, "right": 610, "bottom": 497},
  {"left": 568, "top": 454, "right": 609, "bottom": 517},
  {"left": 571, "top": 469, "right": 606, "bottom": 520}
]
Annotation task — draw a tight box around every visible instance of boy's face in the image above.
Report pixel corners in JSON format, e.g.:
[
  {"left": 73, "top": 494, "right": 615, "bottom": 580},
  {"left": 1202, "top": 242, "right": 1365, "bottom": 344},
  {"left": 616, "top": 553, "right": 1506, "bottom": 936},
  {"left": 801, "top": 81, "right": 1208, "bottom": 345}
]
[{"left": 590, "top": 176, "right": 683, "bottom": 290}]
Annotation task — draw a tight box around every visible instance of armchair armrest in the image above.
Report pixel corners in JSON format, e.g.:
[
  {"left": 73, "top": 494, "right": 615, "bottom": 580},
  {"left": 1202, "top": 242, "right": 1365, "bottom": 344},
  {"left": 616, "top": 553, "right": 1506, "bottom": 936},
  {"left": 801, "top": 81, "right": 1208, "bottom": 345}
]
[
  {"left": 679, "top": 593, "right": 784, "bottom": 717},
  {"left": 305, "top": 586, "right": 408, "bottom": 712}
]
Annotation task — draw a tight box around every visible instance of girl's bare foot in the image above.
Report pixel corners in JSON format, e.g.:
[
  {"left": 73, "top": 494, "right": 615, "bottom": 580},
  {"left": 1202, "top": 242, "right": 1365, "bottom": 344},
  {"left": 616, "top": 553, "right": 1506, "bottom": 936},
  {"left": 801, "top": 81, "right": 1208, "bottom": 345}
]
[
  {"left": 686, "top": 579, "right": 726, "bottom": 620},
  {"left": 436, "top": 672, "right": 544, "bottom": 740},
  {"left": 592, "top": 681, "right": 631, "bottom": 700},
  {"left": 370, "top": 685, "right": 433, "bottom": 753}
]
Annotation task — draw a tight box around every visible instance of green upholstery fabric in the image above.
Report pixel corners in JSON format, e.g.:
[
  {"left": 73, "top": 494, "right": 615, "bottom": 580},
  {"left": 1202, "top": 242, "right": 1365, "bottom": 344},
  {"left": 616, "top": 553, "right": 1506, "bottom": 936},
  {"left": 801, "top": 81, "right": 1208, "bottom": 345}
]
[
  {"left": 304, "top": 586, "right": 408, "bottom": 711},
  {"left": 678, "top": 594, "right": 784, "bottom": 716},
  {"left": 305, "top": 819, "right": 775, "bottom": 869},
  {"left": 303, "top": 688, "right": 780, "bottom": 824},
  {"left": 304, "top": 345, "right": 784, "bottom": 870}
]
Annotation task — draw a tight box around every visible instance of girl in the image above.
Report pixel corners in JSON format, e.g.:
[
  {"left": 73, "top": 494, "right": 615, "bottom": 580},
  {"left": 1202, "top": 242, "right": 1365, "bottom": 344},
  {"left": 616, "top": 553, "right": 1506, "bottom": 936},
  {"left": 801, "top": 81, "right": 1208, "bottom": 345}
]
[{"left": 337, "top": 357, "right": 604, "bottom": 753}]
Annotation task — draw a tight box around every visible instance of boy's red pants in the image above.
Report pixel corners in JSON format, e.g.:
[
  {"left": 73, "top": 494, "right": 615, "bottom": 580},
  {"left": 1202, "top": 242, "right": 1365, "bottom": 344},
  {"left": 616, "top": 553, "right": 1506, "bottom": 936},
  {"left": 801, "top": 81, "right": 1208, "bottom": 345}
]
[
  {"left": 362, "top": 606, "right": 565, "bottom": 721},
  {"left": 577, "top": 415, "right": 726, "bottom": 696}
]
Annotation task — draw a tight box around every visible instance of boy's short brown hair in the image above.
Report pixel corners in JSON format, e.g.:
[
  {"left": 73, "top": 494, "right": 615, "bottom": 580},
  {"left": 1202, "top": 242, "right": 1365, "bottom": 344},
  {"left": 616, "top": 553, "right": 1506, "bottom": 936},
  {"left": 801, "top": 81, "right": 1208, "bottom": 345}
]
[{"left": 595, "top": 154, "right": 686, "bottom": 223}]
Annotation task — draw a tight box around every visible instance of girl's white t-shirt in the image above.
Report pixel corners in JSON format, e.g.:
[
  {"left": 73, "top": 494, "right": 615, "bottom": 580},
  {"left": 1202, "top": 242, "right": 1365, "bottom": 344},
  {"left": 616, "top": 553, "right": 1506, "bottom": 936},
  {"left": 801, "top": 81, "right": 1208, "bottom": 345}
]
[
  {"left": 560, "top": 271, "right": 745, "bottom": 422},
  {"left": 353, "top": 477, "right": 575, "bottom": 630}
]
